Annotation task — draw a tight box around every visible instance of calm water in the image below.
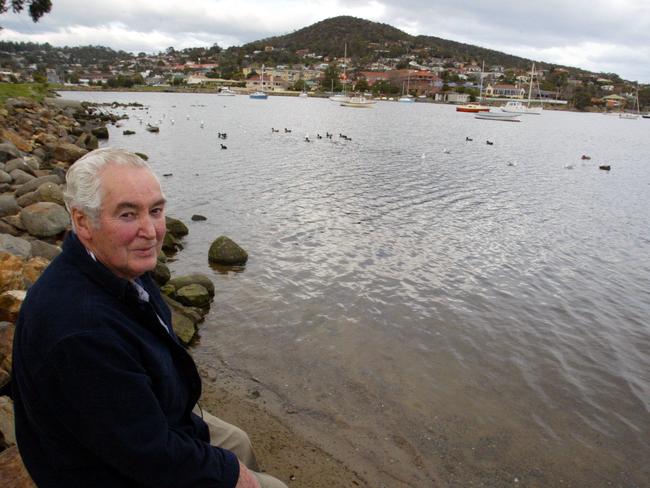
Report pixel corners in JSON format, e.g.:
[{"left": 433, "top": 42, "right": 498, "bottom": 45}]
[{"left": 63, "top": 92, "right": 649, "bottom": 487}]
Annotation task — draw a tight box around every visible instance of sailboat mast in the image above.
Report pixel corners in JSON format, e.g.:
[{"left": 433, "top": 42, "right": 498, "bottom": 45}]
[
  {"left": 343, "top": 42, "right": 347, "bottom": 95},
  {"left": 527, "top": 63, "right": 535, "bottom": 107},
  {"left": 479, "top": 61, "right": 485, "bottom": 102}
]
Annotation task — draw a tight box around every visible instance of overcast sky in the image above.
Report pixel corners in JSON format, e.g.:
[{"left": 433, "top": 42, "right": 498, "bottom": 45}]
[{"left": 1, "top": 0, "right": 649, "bottom": 82}]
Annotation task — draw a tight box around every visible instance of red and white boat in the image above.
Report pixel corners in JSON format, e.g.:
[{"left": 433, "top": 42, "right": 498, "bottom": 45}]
[{"left": 456, "top": 104, "right": 490, "bottom": 113}]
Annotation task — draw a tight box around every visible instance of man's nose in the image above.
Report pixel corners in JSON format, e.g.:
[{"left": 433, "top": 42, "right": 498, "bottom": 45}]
[{"left": 139, "top": 214, "right": 157, "bottom": 239}]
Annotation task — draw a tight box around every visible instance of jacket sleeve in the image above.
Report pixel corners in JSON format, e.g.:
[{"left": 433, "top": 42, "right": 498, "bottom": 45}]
[{"left": 36, "top": 331, "right": 240, "bottom": 488}]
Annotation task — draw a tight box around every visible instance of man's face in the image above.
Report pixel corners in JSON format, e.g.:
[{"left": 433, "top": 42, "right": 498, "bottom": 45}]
[{"left": 78, "top": 164, "right": 166, "bottom": 281}]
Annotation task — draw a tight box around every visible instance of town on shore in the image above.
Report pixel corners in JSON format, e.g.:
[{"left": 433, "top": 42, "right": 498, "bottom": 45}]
[{"left": 0, "top": 13, "right": 648, "bottom": 113}]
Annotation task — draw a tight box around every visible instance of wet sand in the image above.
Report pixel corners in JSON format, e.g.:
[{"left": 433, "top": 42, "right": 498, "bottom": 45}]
[{"left": 197, "top": 363, "right": 368, "bottom": 488}]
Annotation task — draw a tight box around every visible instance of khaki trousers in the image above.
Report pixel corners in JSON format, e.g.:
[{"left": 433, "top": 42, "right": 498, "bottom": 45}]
[{"left": 200, "top": 409, "right": 288, "bottom": 488}]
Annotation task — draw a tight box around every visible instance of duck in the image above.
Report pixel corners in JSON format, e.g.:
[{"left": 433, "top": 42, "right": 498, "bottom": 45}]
[
  {"left": 284, "top": 128, "right": 292, "bottom": 133},
  {"left": 466, "top": 137, "right": 473, "bottom": 142},
  {"left": 581, "top": 155, "right": 591, "bottom": 160},
  {"left": 486, "top": 140, "right": 494, "bottom": 145},
  {"left": 599, "top": 165, "right": 611, "bottom": 171},
  {"left": 220, "top": 144, "right": 227, "bottom": 150}
]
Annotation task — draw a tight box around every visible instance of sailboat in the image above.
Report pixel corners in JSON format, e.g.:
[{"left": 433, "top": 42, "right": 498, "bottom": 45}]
[
  {"left": 398, "top": 71, "right": 415, "bottom": 103},
  {"left": 329, "top": 43, "right": 351, "bottom": 103},
  {"left": 501, "top": 63, "right": 542, "bottom": 115},
  {"left": 249, "top": 65, "right": 268, "bottom": 99},
  {"left": 457, "top": 61, "right": 490, "bottom": 112},
  {"left": 619, "top": 85, "right": 640, "bottom": 119}
]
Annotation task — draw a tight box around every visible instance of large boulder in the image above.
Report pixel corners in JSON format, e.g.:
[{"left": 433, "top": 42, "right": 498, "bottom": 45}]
[
  {"left": 19, "top": 202, "right": 70, "bottom": 237},
  {"left": 208, "top": 236, "right": 248, "bottom": 266},
  {"left": 175, "top": 284, "right": 211, "bottom": 308},
  {"left": 0, "top": 170, "right": 11, "bottom": 184},
  {"left": 15, "top": 174, "right": 62, "bottom": 198},
  {"left": 165, "top": 216, "right": 189, "bottom": 237},
  {"left": 0, "top": 195, "right": 20, "bottom": 218},
  {"left": 0, "top": 290, "right": 25, "bottom": 322},
  {"left": 52, "top": 143, "right": 88, "bottom": 164},
  {"left": 0, "top": 235, "right": 31, "bottom": 259},
  {"left": 167, "top": 273, "right": 215, "bottom": 298}
]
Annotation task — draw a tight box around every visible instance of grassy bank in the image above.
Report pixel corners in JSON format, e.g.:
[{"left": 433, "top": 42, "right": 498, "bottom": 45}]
[{"left": 0, "top": 83, "right": 51, "bottom": 104}]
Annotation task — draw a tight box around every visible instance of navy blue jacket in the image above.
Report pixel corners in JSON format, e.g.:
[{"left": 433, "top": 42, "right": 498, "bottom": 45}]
[{"left": 11, "top": 232, "right": 239, "bottom": 487}]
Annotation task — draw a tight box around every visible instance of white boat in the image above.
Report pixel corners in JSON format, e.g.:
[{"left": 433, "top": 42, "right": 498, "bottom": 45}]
[
  {"left": 475, "top": 111, "right": 521, "bottom": 122},
  {"left": 250, "top": 65, "right": 268, "bottom": 99},
  {"left": 340, "top": 96, "right": 376, "bottom": 108},
  {"left": 500, "top": 63, "right": 543, "bottom": 115},
  {"left": 299, "top": 91, "right": 309, "bottom": 98},
  {"left": 329, "top": 94, "right": 350, "bottom": 102},
  {"left": 398, "top": 95, "right": 415, "bottom": 103},
  {"left": 249, "top": 91, "right": 268, "bottom": 99},
  {"left": 501, "top": 100, "right": 542, "bottom": 115},
  {"left": 217, "top": 87, "right": 236, "bottom": 96}
]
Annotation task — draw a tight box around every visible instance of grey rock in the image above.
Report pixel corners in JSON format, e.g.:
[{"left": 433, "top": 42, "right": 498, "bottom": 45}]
[
  {"left": 166, "top": 216, "right": 189, "bottom": 237},
  {"left": 4, "top": 158, "right": 35, "bottom": 176},
  {"left": 30, "top": 239, "right": 61, "bottom": 260},
  {"left": 151, "top": 261, "right": 171, "bottom": 286},
  {"left": 19, "top": 202, "right": 70, "bottom": 237},
  {"left": 191, "top": 214, "right": 207, "bottom": 221},
  {"left": 0, "top": 142, "right": 22, "bottom": 163},
  {"left": 91, "top": 126, "right": 109, "bottom": 139},
  {"left": 0, "top": 233, "right": 31, "bottom": 258},
  {"left": 16, "top": 191, "right": 38, "bottom": 208},
  {"left": 35, "top": 183, "right": 64, "bottom": 206},
  {"left": 208, "top": 236, "right": 248, "bottom": 266},
  {"left": 175, "top": 284, "right": 211, "bottom": 308},
  {"left": 9, "top": 169, "right": 34, "bottom": 185},
  {"left": 15, "top": 175, "right": 62, "bottom": 198},
  {"left": 167, "top": 273, "right": 215, "bottom": 298},
  {"left": 0, "top": 171, "right": 10, "bottom": 184},
  {"left": 0, "top": 196, "right": 20, "bottom": 218}
]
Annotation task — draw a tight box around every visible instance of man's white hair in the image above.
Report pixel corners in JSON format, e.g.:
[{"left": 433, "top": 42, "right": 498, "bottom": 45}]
[{"left": 63, "top": 147, "right": 158, "bottom": 230}]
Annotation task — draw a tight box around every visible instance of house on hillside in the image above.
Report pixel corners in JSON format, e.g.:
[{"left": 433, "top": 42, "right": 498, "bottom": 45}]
[{"left": 484, "top": 83, "right": 526, "bottom": 98}]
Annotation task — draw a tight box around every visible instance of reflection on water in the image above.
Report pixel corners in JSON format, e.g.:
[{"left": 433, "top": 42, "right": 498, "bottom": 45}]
[{"left": 64, "top": 92, "right": 649, "bottom": 487}]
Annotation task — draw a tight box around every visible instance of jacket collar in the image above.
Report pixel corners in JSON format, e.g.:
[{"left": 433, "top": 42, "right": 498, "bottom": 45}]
[{"left": 62, "top": 231, "right": 136, "bottom": 302}]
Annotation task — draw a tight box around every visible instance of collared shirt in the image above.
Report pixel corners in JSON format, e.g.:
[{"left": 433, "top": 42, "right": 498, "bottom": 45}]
[{"left": 86, "top": 247, "right": 171, "bottom": 335}]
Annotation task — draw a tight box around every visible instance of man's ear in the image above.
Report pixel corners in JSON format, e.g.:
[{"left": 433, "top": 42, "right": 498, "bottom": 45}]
[{"left": 71, "top": 208, "right": 94, "bottom": 242}]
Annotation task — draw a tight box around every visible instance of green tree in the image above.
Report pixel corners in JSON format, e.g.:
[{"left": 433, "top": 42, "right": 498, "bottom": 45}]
[
  {"left": 32, "top": 70, "right": 46, "bottom": 83},
  {"left": 321, "top": 62, "right": 342, "bottom": 92},
  {"left": 354, "top": 78, "right": 369, "bottom": 92},
  {"left": 0, "top": 0, "right": 52, "bottom": 23},
  {"left": 291, "top": 79, "right": 306, "bottom": 92},
  {"left": 572, "top": 88, "right": 592, "bottom": 110}
]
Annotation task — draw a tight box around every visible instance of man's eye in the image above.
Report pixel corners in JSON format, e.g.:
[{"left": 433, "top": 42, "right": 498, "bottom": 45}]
[
  {"left": 120, "top": 212, "right": 136, "bottom": 220},
  {"left": 151, "top": 207, "right": 163, "bottom": 216}
]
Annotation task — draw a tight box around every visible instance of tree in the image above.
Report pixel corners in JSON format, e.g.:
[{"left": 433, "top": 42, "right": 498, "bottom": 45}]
[
  {"left": 354, "top": 78, "right": 369, "bottom": 92},
  {"left": 572, "top": 88, "right": 592, "bottom": 110},
  {"left": 0, "top": 0, "right": 52, "bottom": 23},
  {"left": 321, "top": 62, "right": 342, "bottom": 92}
]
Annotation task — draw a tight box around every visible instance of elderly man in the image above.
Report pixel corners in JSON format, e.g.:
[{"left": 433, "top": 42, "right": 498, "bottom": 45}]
[{"left": 12, "top": 148, "right": 286, "bottom": 488}]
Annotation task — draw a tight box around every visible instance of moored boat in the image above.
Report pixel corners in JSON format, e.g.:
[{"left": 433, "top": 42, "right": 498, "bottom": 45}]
[
  {"left": 249, "top": 91, "right": 268, "bottom": 99},
  {"left": 501, "top": 100, "right": 542, "bottom": 115},
  {"left": 340, "top": 96, "right": 376, "bottom": 108},
  {"left": 475, "top": 111, "right": 521, "bottom": 122},
  {"left": 217, "top": 87, "right": 236, "bottom": 96},
  {"left": 456, "top": 103, "right": 490, "bottom": 113}
]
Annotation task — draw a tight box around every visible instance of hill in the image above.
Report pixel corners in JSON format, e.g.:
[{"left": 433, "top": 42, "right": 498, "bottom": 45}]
[{"left": 241, "top": 16, "right": 591, "bottom": 77}]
